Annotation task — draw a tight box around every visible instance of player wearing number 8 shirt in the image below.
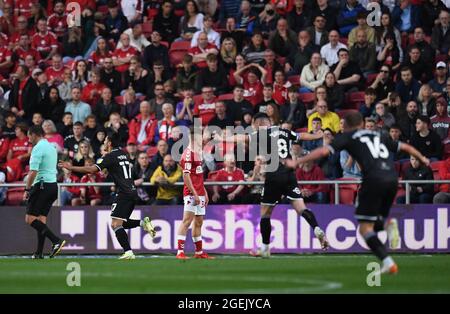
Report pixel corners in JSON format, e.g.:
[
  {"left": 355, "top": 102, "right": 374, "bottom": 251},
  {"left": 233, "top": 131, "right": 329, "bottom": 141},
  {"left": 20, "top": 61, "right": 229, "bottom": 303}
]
[
  {"left": 296, "top": 112, "right": 430, "bottom": 275},
  {"left": 59, "top": 132, "right": 156, "bottom": 260},
  {"left": 241, "top": 113, "right": 329, "bottom": 257}
]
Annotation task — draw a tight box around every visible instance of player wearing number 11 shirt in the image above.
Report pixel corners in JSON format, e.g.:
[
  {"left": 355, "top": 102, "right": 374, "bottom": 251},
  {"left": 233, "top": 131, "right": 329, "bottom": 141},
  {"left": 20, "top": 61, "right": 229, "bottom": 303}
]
[
  {"left": 296, "top": 112, "right": 430, "bottom": 275},
  {"left": 59, "top": 132, "right": 156, "bottom": 260}
]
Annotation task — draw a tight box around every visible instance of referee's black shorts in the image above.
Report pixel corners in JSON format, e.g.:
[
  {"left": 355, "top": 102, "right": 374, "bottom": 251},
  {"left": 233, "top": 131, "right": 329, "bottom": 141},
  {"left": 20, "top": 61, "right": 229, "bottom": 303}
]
[
  {"left": 26, "top": 182, "right": 58, "bottom": 217},
  {"left": 355, "top": 177, "right": 398, "bottom": 222}
]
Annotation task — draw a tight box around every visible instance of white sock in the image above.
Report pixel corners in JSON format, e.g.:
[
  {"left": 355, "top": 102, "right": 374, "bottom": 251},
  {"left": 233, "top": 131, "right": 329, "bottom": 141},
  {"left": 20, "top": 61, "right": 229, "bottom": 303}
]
[
  {"left": 314, "top": 226, "right": 322, "bottom": 235},
  {"left": 192, "top": 236, "right": 202, "bottom": 242},
  {"left": 140, "top": 220, "right": 144, "bottom": 227},
  {"left": 125, "top": 250, "right": 133, "bottom": 255},
  {"left": 382, "top": 256, "right": 394, "bottom": 268},
  {"left": 261, "top": 243, "right": 270, "bottom": 251}
]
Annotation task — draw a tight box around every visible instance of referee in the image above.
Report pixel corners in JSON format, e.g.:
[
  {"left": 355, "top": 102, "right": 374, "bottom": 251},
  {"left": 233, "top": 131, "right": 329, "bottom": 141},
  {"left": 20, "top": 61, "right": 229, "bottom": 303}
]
[{"left": 24, "top": 125, "right": 65, "bottom": 259}]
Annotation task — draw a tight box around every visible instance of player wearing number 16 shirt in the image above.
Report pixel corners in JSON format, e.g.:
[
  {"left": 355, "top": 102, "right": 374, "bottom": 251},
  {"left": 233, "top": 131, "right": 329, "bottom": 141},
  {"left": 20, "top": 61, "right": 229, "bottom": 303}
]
[
  {"left": 59, "top": 132, "right": 156, "bottom": 260},
  {"left": 296, "top": 112, "right": 430, "bottom": 275},
  {"left": 176, "top": 127, "right": 213, "bottom": 260}
]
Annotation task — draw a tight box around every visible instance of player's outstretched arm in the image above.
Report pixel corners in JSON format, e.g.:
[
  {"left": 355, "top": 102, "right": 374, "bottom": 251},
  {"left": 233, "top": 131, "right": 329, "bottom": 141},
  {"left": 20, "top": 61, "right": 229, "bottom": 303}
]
[
  {"left": 296, "top": 146, "right": 332, "bottom": 167},
  {"left": 399, "top": 143, "right": 430, "bottom": 166},
  {"left": 299, "top": 130, "right": 323, "bottom": 141},
  {"left": 58, "top": 161, "right": 100, "bottom": 174}
]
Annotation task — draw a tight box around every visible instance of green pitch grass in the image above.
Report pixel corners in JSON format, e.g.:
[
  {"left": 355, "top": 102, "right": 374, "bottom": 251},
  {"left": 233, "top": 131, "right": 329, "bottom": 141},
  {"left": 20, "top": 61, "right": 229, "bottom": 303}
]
[{"left": 1, "top": 254, "right": 449, "bottom": 293}]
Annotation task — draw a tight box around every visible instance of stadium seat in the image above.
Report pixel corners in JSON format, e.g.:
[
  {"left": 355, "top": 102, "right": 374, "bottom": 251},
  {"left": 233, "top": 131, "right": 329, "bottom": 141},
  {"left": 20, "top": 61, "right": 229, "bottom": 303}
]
[
  {"left": 339, "top": 188, "right": 356, "bottom": 205},
  {"left": 97, "top": 5, "right": 108, "bottom": 15},
  {"left": 6, "top": 187, "right": 25, "bottom": 206},
  {"left": 146, "top": 146, "right": 158, "bottom": 158},
  {"left": 142, "top": 21, "right": 153, "bottom": 38},
  {"left": 114, "top": 96, "right": 125, "bottom": 105},
  {"left": 217, "top": 93, "right": 233, "bottom": 101},
  {"left": 295, "top": 127, "right": 308, "bottom": 133},
  {"left": 169, "top": 50, "right": 188, "bottom": 67},
  {"left": 193, "top": 94, "right": 203, "bottom": 104},
  {"left": 206, "top": 171, "right": 219, "bottom": 196},
  {"left": 174, "top": 9, "right": 184, "bottom": 17},
  {"left": 394, "top": 161, "right": 401, "bottom": 177},
  {"left": 337, "top": 109, "right": 358, "bottom": 119},
  {"left": 401, "top": 162, "right": 411, "bottom": 178},
  {"left": 147, "top": 8, "right": 158, "bottom": 19},
  {"left": 299, "top": 92, "right": 315, "bottom": 104},
  {"left": 160, "top": 41, "right": 169, "bottom": 48},
  {"left": 366, "top": 73, "right": 378, "bottom": 86},
  {"left": 431, "top": 161, "right": 443, "bottom": 172},
  {"left": 170, "top": 41, "right": 191, "bottom": 51},
  {"left": 339, "top": 37, "right": 348, "bottom": 46},
  {"left": 288, "top": 75, "right": 300, "bottom": 86},
  {"left": 345, "top": 91, "right": 365, "bottom": 109}
]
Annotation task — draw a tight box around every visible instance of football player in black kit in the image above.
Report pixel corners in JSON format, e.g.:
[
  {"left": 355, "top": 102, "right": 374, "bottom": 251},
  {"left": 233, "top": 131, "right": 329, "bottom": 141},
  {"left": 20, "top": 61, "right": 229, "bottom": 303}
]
[
  {"left": 296, "top": 112, "right": 430, "bottom": 274},
  {"left": 59, "top": 132, "right": 156, "bottom": 259},
  {"left": 219, "top": 112, "right": 329, "bottom": 257}
]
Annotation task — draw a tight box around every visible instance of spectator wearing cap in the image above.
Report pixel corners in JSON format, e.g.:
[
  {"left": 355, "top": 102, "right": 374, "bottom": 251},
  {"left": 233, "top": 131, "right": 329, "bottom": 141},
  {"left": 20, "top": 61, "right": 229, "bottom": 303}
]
[
  {"left": 143, "top": 31, "right": 170, "bottom": 70},
  {"left": 306, "top": 14, "right": 329, "bottom": 47},
  {"left": 347, "top": 11, "right": 376, "bottom": 47},
  {"left": 392, "top": 0, "right": 422, "bottom": 34},
  {"left": 268, "top": 18, "right": 298, "bottom": 58},
  {"left": 330, "top": 48, "right": 363, "bottom": 93},
  {"left": 65, "top": 86, "right": 92, "bottom": 124},
  {"left": 320, "top": 31, "right": 347, "bottom": 67},
  {"left": 191, "top": 15, "right": 221, "bottom": 49},
  {"left": 431, "top": 10, "right": 450, "bottom": 54},
  {"left": 336, "top": 0, "right": 366, "bottom": 37},
  {"left": 105, "top": 0, "right": 129, "bottom": 43},
  {"left": 117, "top": 22, "right": 151, "bottom": 53},
  {"left": 431, "top": 97, "right": 450, "bottom": 144},
  {"left": 411, "top": 115, "right": 443, "bottom": 160},
  {"left": 9, "top": 65, "right": 40, "bottom": 121},
  {"left": 429, "top": 61, "right": 448, "bottom": 98}
]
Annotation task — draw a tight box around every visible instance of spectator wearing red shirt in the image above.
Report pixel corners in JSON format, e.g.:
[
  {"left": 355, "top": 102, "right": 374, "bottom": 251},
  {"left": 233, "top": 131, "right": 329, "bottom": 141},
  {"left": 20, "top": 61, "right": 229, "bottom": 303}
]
[
  {"left": 271, "top": 0, "right": 294, "bottom": 16},
  {"left": 194, "top": 86, "right": 217, "bottom": 126},
  {"left": 112, "top": 33, "right": 138, "bottom": 73},
  {"left": 81, "top": 69, "right": 107, "bottom": 109},
  {"left": 32, "top": 18, "right": 58, "bottom": 61},
  {"left": 9, "top": 16, "right": 35, "bottom": 49},
  {"left": 47, "top": 0, "right": 68, "bottom": 41},
  {"left": 0, "top": 2, "right": 15, "bottom": 36},
  {"left": 188, "top": 32, "right": 219, "bottom": 69},
  {"left": 233, "top": 63, "right": 267, "bottom": 107},
  {"left": 44, "top": 54, "right": 66, "bottom": 86},
  {"left": 88, "top": 37, "right": 113, "bottom": 68},
  {"left": 272, "top": 70, "right": 292, "bottom": 106},
  {"left": 5, "top": 123, "right": 31, "bottom": 182},
  {"left": 433, "top": 157, "right": 450, "bottom": 204},
  {"left": 79, "top": 158, "right": 104, "bottom": 206},
  {"left": 296, "top": 158, "right": 329, "bottom": 204},
  {"left": 127, "top": 101, "right": 158, "bottom": 151},
  {"left": 212, "top": 154, "right": 246, "bottom": 204},
  {"left": 14, "top": 0, "right": 37, "bottom": 19},
  {"left": 12, "top": 34, "right": 41, "bottom": 70},
  {"left": 0, "top": 44, "right": 12, "bottom": 77},
  {"left": 0, "top": 136, "right": 9, "bottom": 166}
]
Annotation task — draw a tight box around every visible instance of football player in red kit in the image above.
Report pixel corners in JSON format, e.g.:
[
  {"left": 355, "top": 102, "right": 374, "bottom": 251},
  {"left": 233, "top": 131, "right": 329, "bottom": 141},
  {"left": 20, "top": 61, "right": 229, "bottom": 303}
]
[{"left": 176, "top": 127, "right": 213, "bottom": 260}]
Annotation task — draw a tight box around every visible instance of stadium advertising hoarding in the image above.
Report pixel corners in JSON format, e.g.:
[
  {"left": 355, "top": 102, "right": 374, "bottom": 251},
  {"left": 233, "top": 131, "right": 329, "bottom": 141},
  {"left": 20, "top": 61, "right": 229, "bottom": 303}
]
[{"left": 1, "top": 205, "right": 449, "bottom": 254}]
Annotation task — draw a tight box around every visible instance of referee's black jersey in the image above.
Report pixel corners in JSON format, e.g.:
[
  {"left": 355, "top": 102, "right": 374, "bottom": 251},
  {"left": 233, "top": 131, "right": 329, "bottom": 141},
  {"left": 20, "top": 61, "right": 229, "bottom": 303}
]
[
  {"left": 248, "top": 126, "right": 298, "bottom": 169},
  {"left": 95, "top": 148, "right": 137, "bottom": 197},
  {"left": 328, "top": 129, "right": 400, "bottom": 180}
]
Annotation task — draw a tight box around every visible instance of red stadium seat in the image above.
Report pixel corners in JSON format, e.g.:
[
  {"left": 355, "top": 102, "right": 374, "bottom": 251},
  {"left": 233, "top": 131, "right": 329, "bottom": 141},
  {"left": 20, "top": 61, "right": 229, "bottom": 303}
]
[
  {"left": 339, "top": 188, "right": 356, "bottom": 205},
  {"left": 142, "top": 21, "right": 153, "bottom": 38},
  {"left": 394, "top": 161, "right": 401, "bottom": 177},
  {"left": 217, "top": 93, "right": 234, "bottom": 101},
  {"left": 160, "top": 41, "right": 169, "bottom": 48},
  {"left": 97, "top": 5, "right": 108, "bottom": 15},
  {"left": 299, "top": 92, "right": 315, "bottom": 104},
  {"left": 288, "top": 75, "right": 300, "bottom": 86},
  {"left": 114, "top": 96, "right": 125, "bottom": 105},
  {"left": 345, "top": 91, "right": 365, "bottom": 109},
  {"left": 295, "top": 127, "right": 308, "bottom": 133},
  {"left": 366, "top": 73, "right": 378, "bottom": 86},
  {"left": 147, "top": 8, "right": 158, "bottom": 19},
  {"left": 337, "top": 109, "right": 358, "bottom": 119},
  {"left": 146, "top": 146, "right": 158, "bottom": 158},
  {"left": 174, "top": 9, "right": 184, "bottom": 17},
  {"left": 170, "top": 41, "right": 191, "bottom": 51},
  {"left": 401, "top": 162, "right": 411, "bottom": 178},
  {"left": 169, "top": 50, "right": 188, "bottom": 67}
]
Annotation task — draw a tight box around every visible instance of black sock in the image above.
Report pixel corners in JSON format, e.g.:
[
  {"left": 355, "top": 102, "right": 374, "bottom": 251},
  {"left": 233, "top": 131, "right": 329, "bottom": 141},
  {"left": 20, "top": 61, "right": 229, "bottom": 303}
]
[
  {"left": 260, "top": 217, "right": 271, "bottom": 245},
  {"left": 374, "top": 217, "right": 385, "bottom": 232},
  {"left": 36, "top": 230, "right": 45, "bottom": 254},
  {"left": 30, "top": 220, "right": 60, "bottom": 244},
  {"left": 301, "top": 209, "right": 319, "bottom": 229},
  {"left": 122, "top": 219, "right": 141, "bottom": 229},
  {"left": 364, "top": 232, "right": 388, "bottom": 261},
  {"left": 114, "top": 226, "right": 131, "bottom": 252}
]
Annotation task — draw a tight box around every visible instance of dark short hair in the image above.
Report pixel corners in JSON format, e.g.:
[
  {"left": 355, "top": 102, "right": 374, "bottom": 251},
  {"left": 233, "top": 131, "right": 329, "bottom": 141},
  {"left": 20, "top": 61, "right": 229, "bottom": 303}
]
[
  {"left": 233, "top": 84, "right": 244, "bottom": 91},
  {"left": 5, "top": 111, "right": 16, "bottom": 119},
  {"left": 28, "top": 125, "right": 43, "bottom": 137},
  {"left": 389, "top": 124, "right": 401, "bottom": 131},
  {"left": 15, "top": 122, "right": 28, "bottom": 134},
  {"left": 73, "top": 121, "right": 84, "bottom": 127},
  {"left": 253, "top": 112, "right": 270, "bottom": 121},
  {"left": 344, "top": 111, "right": 363, "bottom": 129},
  {"left": 107, "top": 131, "right": 121, "bottom": 148},
  {"left": 337, "top": 48, "right": 349, "bottom": 56},
  {"left": 365, "top": 87, "right": 376, "bottom": 96},
  {"left": 417, "top": 115, "right": 431, "bottom": 125},
  {"left": 263, "top": 84, "right": 273, "bottom": 89},
  {"left": 312, "top": 117, "right": 322, "bottom": 123},
  {"left": 400, "top": 66, "right": 412, "bottom": 73}
]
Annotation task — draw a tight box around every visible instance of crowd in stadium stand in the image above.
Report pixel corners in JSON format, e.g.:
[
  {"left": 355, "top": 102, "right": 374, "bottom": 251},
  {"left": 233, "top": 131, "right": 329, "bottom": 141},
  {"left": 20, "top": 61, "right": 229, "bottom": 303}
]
[{"left": 0, "top": 0, "right": 449, "bottom": 206}]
